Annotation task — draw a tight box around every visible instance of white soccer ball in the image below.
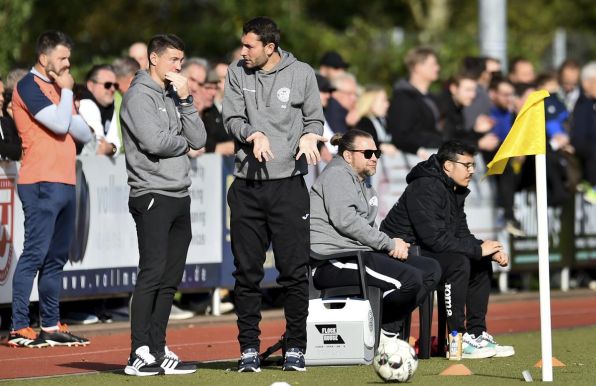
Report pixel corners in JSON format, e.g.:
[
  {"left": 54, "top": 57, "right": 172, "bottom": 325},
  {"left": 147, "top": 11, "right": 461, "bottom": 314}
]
[{"left": 373, "top": 338, "right": 418, "bottom": 382}]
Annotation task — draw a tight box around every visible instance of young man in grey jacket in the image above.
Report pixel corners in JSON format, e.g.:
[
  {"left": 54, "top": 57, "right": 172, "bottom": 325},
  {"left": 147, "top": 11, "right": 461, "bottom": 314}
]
[
  {"left": 223, "top": 17, "right": 325, "bottom": 372},
  {"left": 120, "top": 34, "right": 206, "bottom": 376},
  {"left": 310, "top": 130, "right": 441, "bottom": 347}
]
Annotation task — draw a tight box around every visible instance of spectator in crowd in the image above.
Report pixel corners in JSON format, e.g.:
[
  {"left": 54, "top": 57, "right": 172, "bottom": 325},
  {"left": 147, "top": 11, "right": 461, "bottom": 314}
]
[
  {"left": 462, "top": 56, "right": 498, "bottom": 130},
  {"left": 319, "top": 50, "right": 349, "bottom": 80},
  {"left": 180, "top": 57, "right": 212, "bottom": 157},
  {"left": 380, "top": 141, "right": 514, "bottom": 359},
  {"left": 310, "top": 130, "right": 441, "bottom": 342},
  {"left": 223, "top": 16, "right": 325, "bottom": 372},
  {"left": 79, "top": 64, "right": 120, "bottom": 156},
  {"left": 315, "top": 73, "right": 337, "bottom": 162},
  {"left": 120, "top": 33, "right": 206, "bottom": 376},
  {"left": 0, "top": 75, "right": 22, "bottom": 160},
  {"left": 107, "top": 56, "right": 141, "bottom": 155},
  {"left": 387, "top": 46, "right": 442, "bottom": 160},
  {"left": 571, "top": 61, "right": 596, "bottom": 204},
  {"left": 213, "top": 62, "right": 229, "bottom": 108},
  {"left": 2, "top": 69, "right": 29, "bottom": 119},
  {"left": 203, "top": 68, "right": 234, "bottom": 155},
  {"left": 438, "top": 72, "right": 499, "bottom": 153},
  {"left": 355, "top": 86, "right": 398, "bottom": 156},
  {"left": 326, "top": 72, "right": 359, "bottom": 134},
  {"left": 508, "top": 57, "right": 536, "bottom": 85},
  {"left": 9, "top": 30, "right": 92, "bottom": 348},
  {"left": 558, "top": 59, "right": 582, "bottom": 113},
  {"left": 128, "top": 42, "right": 148, "bottom": 70}
]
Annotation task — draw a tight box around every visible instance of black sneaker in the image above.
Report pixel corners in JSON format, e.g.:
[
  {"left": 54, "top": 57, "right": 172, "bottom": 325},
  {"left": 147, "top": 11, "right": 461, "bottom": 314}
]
[
  {"left": 282, "top": 347, "right": 306, "bottom": 371},
  {"left": 125, "top": 345, "right": 164, "bottom": 376},
  {"left": 238, "top": 348, "right": 261, "bottom": 372},
  {"left": 158, "top": 346, "right": 197, "bottom": 375},
  {"left": 38, "top": 323, "right": 90, "bottom": 347}
]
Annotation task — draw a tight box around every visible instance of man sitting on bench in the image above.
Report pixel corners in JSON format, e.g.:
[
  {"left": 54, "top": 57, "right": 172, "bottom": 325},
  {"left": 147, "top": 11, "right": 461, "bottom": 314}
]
[{"left": 309, "top": 129, "right": 441, "bottom": 346}]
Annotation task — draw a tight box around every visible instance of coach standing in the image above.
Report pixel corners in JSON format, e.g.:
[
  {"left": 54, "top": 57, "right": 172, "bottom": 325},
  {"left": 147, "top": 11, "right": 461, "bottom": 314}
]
[
  {"left": 120, "top": 34, "right": 206, "bottom": 376},
  {"left": 223, "top": 17, "right": 325, "bottom": 372}
]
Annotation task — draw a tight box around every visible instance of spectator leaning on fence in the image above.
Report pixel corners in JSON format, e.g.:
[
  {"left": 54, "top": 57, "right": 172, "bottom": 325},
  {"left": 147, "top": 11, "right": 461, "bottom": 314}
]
[
  {"left": 380, "top": 140, "right": 515, "bottom": 359},
  {"left": 9, "top": 30, "right": 92, "bottom": 348},
  {"left": 120, "top": 33, "right": 206, "bottom": 376}
]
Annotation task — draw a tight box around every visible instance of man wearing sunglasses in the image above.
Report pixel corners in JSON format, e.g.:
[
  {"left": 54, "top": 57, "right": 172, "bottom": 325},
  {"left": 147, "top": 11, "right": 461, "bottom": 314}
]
[
  {"left": 310, "top": 129, "right": 441, "bottom": 348},
  {"left": 380, "top": 140, "right": 514, "bottom": 359},
  {"left": 79, "top": 64, "right": 121, "bottom": 156}
]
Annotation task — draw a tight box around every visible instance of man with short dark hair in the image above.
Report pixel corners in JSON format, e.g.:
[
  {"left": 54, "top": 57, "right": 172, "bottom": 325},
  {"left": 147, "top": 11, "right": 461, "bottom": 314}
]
[
  {"left": 381, "top": 141, "right": 515, "bottom": 359},
  {"left": 9, "top": 30, "right": 92, "bottom": 348},
  {"left": 120, "top": 33, "right": 206, "bottom": 376},
  {"left": 387, "top": 46, "right": 442, "bottom": 159},
  {"left": 223, "top": 16, "right": 325, "bottom": 372}
]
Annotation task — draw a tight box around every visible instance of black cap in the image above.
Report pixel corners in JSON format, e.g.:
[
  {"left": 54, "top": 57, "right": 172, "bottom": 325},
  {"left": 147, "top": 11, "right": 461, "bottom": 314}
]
[
  {"left": 319, "top": 51, "right": 349, "bottom": 69},
  {"left": 316, "top": 73, "right": 336, "bottom": 93}
]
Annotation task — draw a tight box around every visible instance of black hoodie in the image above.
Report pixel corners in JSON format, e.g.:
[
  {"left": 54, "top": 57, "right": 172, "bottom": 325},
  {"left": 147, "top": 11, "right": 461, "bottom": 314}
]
[{"left": 380, "top": 154, "right": 483, "bottom": 259}]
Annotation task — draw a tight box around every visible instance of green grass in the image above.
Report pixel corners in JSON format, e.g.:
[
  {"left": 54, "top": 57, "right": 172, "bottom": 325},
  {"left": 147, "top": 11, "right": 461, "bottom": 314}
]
[{"left": 3, "top": 326, "right": 596, "bottom": 385}]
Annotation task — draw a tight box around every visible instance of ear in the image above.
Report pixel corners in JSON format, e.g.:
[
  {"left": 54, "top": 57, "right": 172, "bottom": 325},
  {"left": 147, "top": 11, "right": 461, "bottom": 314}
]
[
  {"left": 86, "top": 80, "right": 94, "bottom": 90},
  {"left": 149, "top": 52, "right": 158, "bottom": 67},
  {"left": 342, "top": 149, "right": 352, "bottom": 162},
  {"left": 449, "top": 82, "right": 458, "bottom": 96},
  {"left": 264, "top": 42, "right": 275, "bottom": 56},
  {"left": 443, "top": 160, "right": 454, "bottom": 175},
  {"left": 39, "top": 53, "right": 48, "bottom": 67}
]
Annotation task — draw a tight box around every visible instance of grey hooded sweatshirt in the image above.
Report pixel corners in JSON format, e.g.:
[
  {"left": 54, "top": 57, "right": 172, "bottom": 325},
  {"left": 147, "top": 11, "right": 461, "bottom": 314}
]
[
  {"left": 310, "top": 156, "right": 395, "bottom": 255},
  {"left": 223, "top": 49, "right": 324, "bottom": 180},
  {"left": 120, "top": 70, "right": 206, "bottom": 197}
]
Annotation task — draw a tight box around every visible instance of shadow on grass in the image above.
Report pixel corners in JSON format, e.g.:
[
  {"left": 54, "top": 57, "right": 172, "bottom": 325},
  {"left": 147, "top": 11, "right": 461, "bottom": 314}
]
[
  {"left": 58, "top": 362, "right": 124, "bottom": 374},
  {"left": 199, "top": 358, "right": 288, "bottom": 372}
]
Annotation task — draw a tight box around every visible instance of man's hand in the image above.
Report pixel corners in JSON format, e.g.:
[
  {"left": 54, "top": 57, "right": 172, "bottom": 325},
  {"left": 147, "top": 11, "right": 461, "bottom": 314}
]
[
  {"left": 96, "top": 138, "right": 116, "bottom": 156},
  {"left": 388, "top": 238, "right": 410, "bottom": 261},
  {"left": 246, "top": 131, "right": 274, "bottom": 162},
  {"left": 481, "top": 240, "right": 503, "bottom": 256},
  {"left": 165, "top": 72, "right": 190, "bottom": 99},
  {"left": 477, "top": 133, "right": 500, "bottom": 152},
  {"left": 474, "top": 114, "right": 494, "bottom": 133},
  {"left": 296, "top": 133, "right": 327, "bottom": 165},
  {"left": 491, "top": 250, "right": 509, "bottom": 267},
  {"left": 188, "top": 148, "right": 206, "bottom": 158},
  {"left": 48, "top": 69, "right": 74, "bottom": 90}
]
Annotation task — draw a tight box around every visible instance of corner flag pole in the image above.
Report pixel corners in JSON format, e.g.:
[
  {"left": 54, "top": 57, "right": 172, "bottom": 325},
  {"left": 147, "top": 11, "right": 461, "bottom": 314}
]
[{"left": 535, "top": 153, "right": 553, "bottom": 381}]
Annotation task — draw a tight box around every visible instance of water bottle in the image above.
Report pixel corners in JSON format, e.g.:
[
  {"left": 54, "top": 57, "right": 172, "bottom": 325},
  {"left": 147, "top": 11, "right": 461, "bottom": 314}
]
[{"left": 448, "top": 330, "right": 462, "bottom": 360}]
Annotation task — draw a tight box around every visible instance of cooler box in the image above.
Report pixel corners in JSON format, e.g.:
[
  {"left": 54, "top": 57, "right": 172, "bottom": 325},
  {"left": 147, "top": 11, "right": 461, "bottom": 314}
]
[{"left": 305, "top": 297, "right": 375, "bottom": 365}]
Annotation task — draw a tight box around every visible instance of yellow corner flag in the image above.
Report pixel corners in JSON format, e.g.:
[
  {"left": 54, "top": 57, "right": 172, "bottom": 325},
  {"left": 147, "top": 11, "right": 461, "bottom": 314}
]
[{"left": 485, "top": 90, "right": 550, "bottom": 176}]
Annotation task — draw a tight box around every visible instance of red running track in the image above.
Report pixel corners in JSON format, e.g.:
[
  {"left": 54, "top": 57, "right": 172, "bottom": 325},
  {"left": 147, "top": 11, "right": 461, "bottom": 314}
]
[{"left": 1, "top": 294, "right": 595, "bottom": 379}]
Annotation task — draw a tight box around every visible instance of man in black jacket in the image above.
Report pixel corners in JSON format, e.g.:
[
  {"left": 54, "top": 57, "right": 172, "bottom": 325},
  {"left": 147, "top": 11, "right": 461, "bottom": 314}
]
[{"left": 380, "top": 141, "right": 514, "bottom": 359}]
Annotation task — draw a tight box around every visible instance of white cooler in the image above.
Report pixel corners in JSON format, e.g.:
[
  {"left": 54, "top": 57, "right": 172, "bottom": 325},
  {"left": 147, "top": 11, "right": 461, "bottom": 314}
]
[{"left": 305, "top": 297, "right": 375, "bottom": 365}]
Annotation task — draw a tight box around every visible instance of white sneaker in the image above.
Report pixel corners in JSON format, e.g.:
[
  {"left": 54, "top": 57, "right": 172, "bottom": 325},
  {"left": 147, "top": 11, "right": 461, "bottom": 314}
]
[
  {"left": 378, "top": 330, "right": 399, "bottom": 351},
  {"left": 169, "top": 304, "right": 194, "bottom": 320},
  {"left": 477, "top": 332, "right": 515, "bottom": 357},
  {"left": 125, "top": 345, "right": 164, "bottom": 376},
  {"left": 462, "top": 333, "right": 497, "bottom": 359}
]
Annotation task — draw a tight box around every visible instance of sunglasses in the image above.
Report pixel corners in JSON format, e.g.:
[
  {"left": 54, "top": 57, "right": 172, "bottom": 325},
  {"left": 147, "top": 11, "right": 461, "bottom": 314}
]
[
  {"left": 93, "top": 81, "right": 119, "bottom": 90},
  {"left": 352, "top": 149, "right": 382, "bottom": 159}
]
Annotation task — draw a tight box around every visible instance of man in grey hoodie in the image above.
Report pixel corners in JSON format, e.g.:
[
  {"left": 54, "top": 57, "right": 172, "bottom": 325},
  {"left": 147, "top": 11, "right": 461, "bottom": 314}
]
[
  {"left": 120, "top": 34, "right": 206, "bottom": 376},
  {"left": 310, "top": 129, "right": 441, "bottom": 350},
  {"left": 223, "top": 17, "right": 325, "bottom": 372}
]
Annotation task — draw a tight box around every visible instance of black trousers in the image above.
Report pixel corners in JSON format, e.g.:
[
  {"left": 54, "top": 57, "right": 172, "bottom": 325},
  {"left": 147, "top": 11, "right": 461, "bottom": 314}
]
[
  {"left": 228, "top": 176, "right": 310, "bottom": 352},
  {"left": 129, "top": 193, "right": 192, "bottom": 356},
  {"left": 312, "top": 251, "right": 441, "bottom": 334},
  {"left": 426, "top": 250, "right": 492, "bottom": 336}
]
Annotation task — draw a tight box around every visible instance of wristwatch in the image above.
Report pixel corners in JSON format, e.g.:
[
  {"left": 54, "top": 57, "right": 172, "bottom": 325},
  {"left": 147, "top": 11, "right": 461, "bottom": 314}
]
[{"left": 179, "top": 95, "right": 193, "bottom": 105}]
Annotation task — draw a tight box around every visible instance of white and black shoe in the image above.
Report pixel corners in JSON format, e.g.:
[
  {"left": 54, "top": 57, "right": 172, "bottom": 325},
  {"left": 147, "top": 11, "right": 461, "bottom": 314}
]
[
  {"left": 124, "top": 346, "right": 164, "bottom": 376},
  {"left": 159, "top": 346, "right": 197, "bottom": 375}
]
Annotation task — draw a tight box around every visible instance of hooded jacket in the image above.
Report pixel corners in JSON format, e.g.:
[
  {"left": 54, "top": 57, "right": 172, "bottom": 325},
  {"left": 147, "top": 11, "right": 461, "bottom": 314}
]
[
  {"left": 386, "top": 79, "right": 442, "bottom": 154},
  {"left": 223, "top": 49, "right": 324, "bottom": 180},
  {"left": 310, "top": 156, "right": 395, "bottom": 255},
  {"left": 120, "top": 70, "right": 206, "bottom": 197},
  {"left": 380, "top": 155, "right": 483, "bottom": 259}
]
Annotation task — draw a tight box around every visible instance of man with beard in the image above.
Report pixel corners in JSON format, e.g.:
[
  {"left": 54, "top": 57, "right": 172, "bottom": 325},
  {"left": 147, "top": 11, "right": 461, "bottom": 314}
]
[{"left": 9, "top": 30, "right": 93, "bottom": 348}]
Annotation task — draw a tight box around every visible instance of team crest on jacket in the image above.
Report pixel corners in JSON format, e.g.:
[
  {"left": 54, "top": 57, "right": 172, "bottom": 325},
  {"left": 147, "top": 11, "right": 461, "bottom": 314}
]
[
  {"left": 277, "top": 87, "right": 291, "bottom": 106},
  {"left": 369, "top": 196, "right": 378, "bottom": 207}
]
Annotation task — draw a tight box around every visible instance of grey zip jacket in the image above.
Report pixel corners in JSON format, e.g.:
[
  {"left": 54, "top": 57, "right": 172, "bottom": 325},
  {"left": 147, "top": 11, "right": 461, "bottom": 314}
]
[
  {"left": 120, "top": 70, "right": 206, "bottom": 197},
  {"left": 310, "top": 156, "right": 395, "bottom": 255},
  {"left": 223, "top": 49, "right": 324, "bottom": 180}
]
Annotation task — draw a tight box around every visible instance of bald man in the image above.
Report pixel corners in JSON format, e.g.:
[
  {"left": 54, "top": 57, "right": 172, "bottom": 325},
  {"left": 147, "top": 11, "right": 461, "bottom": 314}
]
[{"left": 128, "top": 42, "right": 148, "bottom": 70}]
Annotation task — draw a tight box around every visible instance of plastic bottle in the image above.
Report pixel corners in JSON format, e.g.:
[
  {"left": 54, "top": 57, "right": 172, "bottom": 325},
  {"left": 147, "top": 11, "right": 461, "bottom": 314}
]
[{"left": 448, "top": 330, "right": 462, "bottom": 360}]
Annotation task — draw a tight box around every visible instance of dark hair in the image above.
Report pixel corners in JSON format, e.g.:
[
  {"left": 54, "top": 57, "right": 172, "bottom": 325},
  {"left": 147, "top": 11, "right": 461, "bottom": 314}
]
[
  {"left": 489, "top": 74, "right": 513, "bottom": 91},
  {"left": 36, "top": 31, "right": 73, "bottom": 58},
  {"left": 112, "top": 57, "right": 141, "bottom": 77},
  {"left": 513, "top": 82, "right": 536, "bottom": 97},
  {"left": 437, "top": 140, "right": 477, "bottom": 166},
  {"left": 330, "top": 129, "right": 373, "bottom": 156},
  {"left": 243, "top": 17, "right": 280, "bottom": 50},
  {"left": 147, "top": 34, "right": 185, "bottom": 62},
  {"left": 449, "top": 71, "right": 478, "bottom": 87},
  {"left": 85, "top": 64, "right": 114, "bottom": 82},
  {"left": 509, "top": 57, "right": 532, "bottom": 75},
  {"left": 535, "top": 72, "right": 558, "bottom": 88},
  {"left": 558, "top": 58, "right": 580, "bottom": 75},
  {"left": 404, "top": 46, "right": 437, "bottom": 73},
  {"left": 462, "top": 56, "right": 486, "bottom": 80}
]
